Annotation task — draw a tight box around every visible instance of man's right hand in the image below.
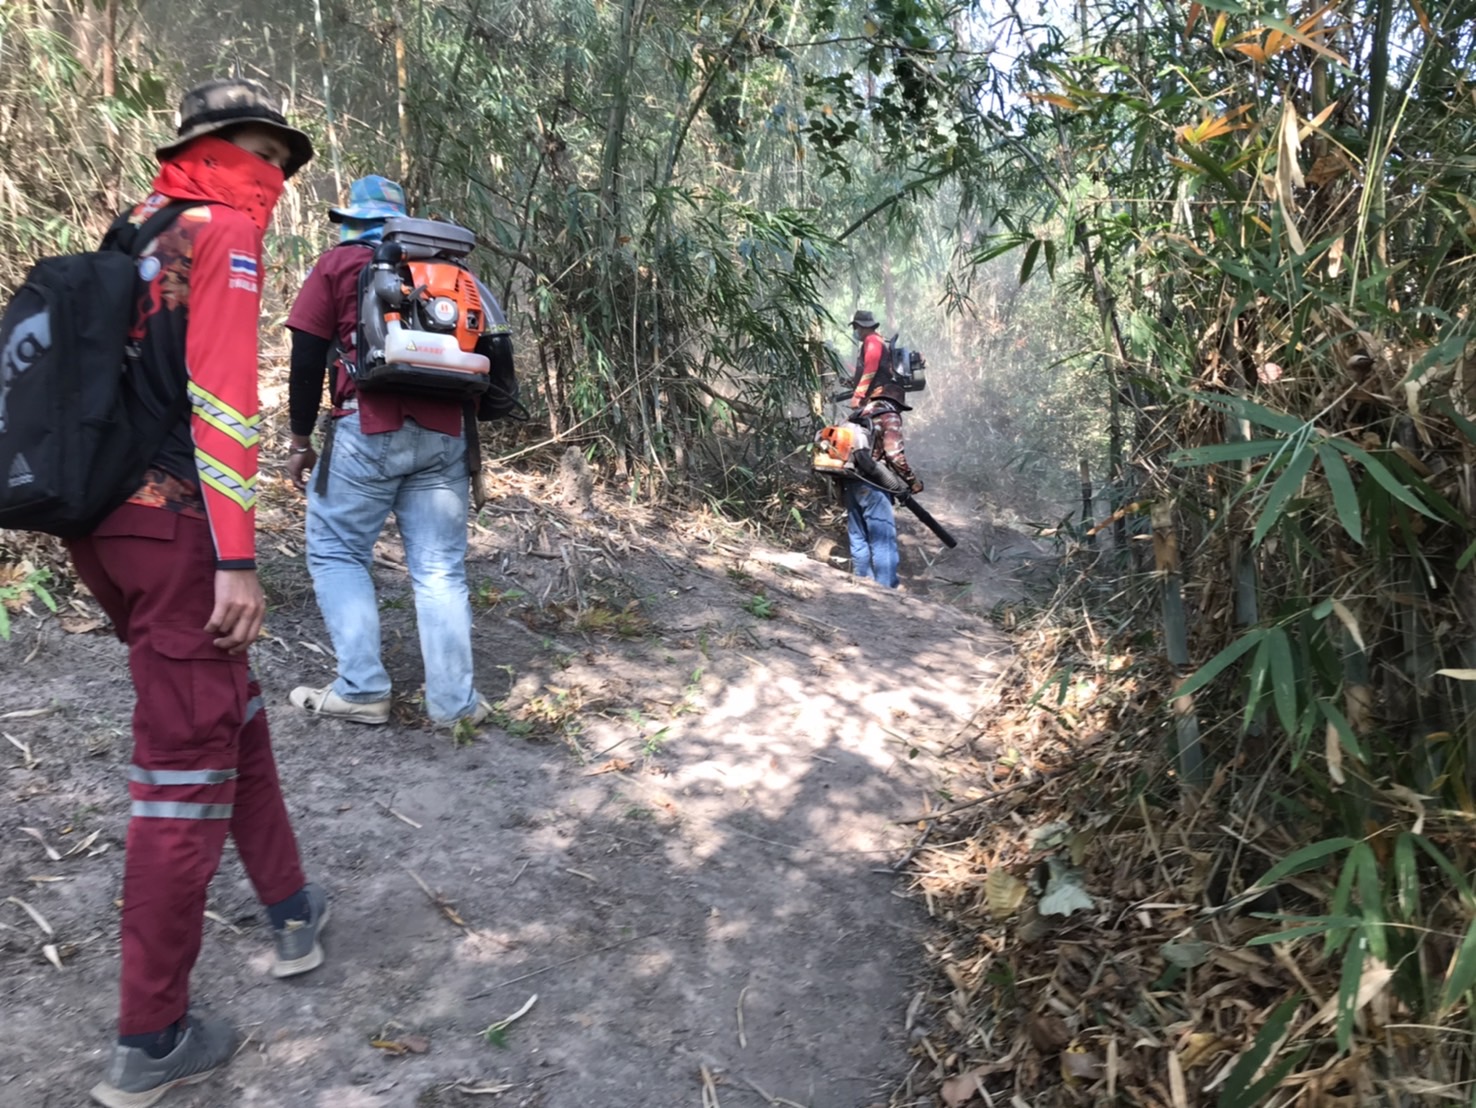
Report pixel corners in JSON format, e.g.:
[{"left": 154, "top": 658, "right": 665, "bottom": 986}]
[{"left": 207, "top": 569, "right": 266, "bottom": 653}]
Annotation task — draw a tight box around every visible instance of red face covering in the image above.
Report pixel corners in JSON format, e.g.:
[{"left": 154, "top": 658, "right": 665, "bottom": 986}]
[{"left": 150, "top": 135, "right": 286, "bottom": 231}]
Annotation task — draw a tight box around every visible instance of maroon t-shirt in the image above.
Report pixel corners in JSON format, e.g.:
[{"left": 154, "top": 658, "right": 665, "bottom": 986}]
[{"left": 286, "top": 241, "right": 463, "bottom": 436}]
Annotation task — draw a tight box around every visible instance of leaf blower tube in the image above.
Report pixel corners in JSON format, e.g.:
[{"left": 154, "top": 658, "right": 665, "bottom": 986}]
[{"left": 848, "top": 444, "right": 958, "bottom": 548}]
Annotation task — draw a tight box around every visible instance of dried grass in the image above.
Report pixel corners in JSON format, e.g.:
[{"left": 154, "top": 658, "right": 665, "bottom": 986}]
[{"left": 895, "top": 565, "right": 1476, "bottom": 1108}]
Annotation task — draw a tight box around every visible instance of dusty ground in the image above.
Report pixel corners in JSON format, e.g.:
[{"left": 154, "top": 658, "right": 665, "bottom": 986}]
[{"left": 0, "top": 467, "right": 1027, "bottom": 1108}]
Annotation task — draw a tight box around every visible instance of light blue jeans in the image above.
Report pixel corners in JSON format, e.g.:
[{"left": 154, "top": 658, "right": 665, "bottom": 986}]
[
  {"left": 306, "top": 413, "right": 479, "bottom": 722},
  {"left": 845, "top": 482, "right": 899, "bottom": 588}
]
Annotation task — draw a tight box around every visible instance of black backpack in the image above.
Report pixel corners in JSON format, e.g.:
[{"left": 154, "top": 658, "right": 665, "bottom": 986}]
[
  {"left": 0, "top": 202, "right": 197, "bottom": 538},
  {"left": 883, "top": 334, "right": 927, "bottom": 393}
]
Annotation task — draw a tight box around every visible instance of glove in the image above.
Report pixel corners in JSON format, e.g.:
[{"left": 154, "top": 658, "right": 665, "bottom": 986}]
[{"left": 908, "top": 476, "right": 924, "bottom": 495}]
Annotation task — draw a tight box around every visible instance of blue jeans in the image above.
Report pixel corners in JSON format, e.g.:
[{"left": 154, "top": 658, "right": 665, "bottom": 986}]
[
  {"left": 845, "top": 482, "right": 899, "bottom": 588},
  {"left": 306, "top": 414, "right": 478, "bottom": 722}
]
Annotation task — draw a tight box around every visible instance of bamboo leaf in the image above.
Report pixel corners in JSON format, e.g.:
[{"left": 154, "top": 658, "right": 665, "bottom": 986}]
[
  {"left": 1437, "top": 669, "right": 1476, "bottom": 682},
  {"left": 1329, "top": 599, "right": 1366, "bottom": 652},
  {"left": 1319, "top": 700, "right": 1365, "bottom": 761},
  {"left": 1324, "top": 440, "right": 1440, "bottom": 520},
  {"left": 1175, "top": 629, "right": 1265, "bottom": 701},
  {"left": 1442, "top": 915, "right": 1476, "bottom": 1011},
  {"left": 1019, "top": 239, "right": 1041, "bottom": 285},
  {"left": 1414, "top": 835, "right": 1476, "bottom": 909},
  {"left": 1243, "top": 632, "right": 1271, "bottom": 732},
  {"left": 1253, "top": 444, "right": 1314, "bottom": 546},
  {"left": 1316, "top": 445, "right": 1362, "bottom": 544},
  {"left": 1334, "top": 934, "right": 1366, "bottom": 1051},
  {"left": 1266, "top": 628, "right": 1297, "bottom": 736},
  {"left": 1253, "top": 837, "right": 1356, "bottom": 888},
  {"left": 1171, "top": 439, "right": 1283, "bottom": 465},
  {"left": 1246, "top": 916, "right": 1362, "bottom": 944},
  {"left": 1196, "top": 393, "right": 1304, "bottom": 434},
  {"left": 1393, "top": 833, "right": 1419, "bottom": 921},
  {"left": 1215, "top": 995, "right": 1306, "bottom": 1108}
]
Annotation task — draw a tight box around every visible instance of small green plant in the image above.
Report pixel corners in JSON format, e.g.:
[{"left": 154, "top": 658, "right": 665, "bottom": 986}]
[
  {"left": 573, "top": 599, "right": 651, "bottom": 638},
  {"left": 673, "top": 667, "right": 705, "bottom": 717},
  {"left": 474, "top": 581, "right": 525, "bottom": 608},
  {"left": 741, "top": 593, "right": 775, "bottom": 619},
  {"left": 450, "top": 718, "right": 479, "bottom": 747},
  {"left": 0, "top": 567, "right": 57, "bottom": 640},
  {"left": 642, "top": 725, "right": 671, "bottom": 757}
]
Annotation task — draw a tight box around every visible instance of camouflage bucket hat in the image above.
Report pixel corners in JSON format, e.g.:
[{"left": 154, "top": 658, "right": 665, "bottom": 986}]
[
  {"left": 155, "top": 77, "right": 315, "bottom": 178},
  {"left": 329, "top": 176, "right": 408, "bottom": 223}
]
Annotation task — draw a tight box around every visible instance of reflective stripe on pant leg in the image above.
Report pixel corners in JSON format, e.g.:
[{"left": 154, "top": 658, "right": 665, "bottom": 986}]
[{"left": 231, "top": 679, "right": 307, "bottom": 907}]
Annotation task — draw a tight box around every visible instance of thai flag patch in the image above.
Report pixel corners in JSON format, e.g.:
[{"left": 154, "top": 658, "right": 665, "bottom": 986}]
[{"left": 228, "top": 251, "right": 259, "bottom": 278}]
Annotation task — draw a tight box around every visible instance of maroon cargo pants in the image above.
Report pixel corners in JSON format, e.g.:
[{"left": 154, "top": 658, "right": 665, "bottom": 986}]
[{"left": 68, "top": 503, "right": 305, "bottom": 1035}]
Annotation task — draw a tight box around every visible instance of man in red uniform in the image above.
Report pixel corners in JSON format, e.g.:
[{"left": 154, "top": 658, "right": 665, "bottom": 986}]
[
  {"left": 67, "top": 78, "right": 328, "bottom": 1107},
  {"left": 843, "top": 309, "right": 921, "bottom": 588}
]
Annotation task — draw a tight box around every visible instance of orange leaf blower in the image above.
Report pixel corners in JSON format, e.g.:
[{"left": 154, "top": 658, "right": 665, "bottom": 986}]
[{"left": 812, "top": 414, "right": 956, "bottom": 548}]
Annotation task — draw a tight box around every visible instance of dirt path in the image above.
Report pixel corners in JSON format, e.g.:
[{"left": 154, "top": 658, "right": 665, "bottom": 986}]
[{"left": 0, "top": 481, "right": 1011, "bottom": 1108}]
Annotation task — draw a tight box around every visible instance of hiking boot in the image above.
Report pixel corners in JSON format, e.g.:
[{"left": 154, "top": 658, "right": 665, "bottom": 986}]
[
  {"left": 90, "top": 1012, "right": 236, "bottom": 1108},
  {"left": 290, "top": 685, "right": 390, "bottom": 725},
  {"left": 271, "top": 882, "right": 330, "bottom": 978}
]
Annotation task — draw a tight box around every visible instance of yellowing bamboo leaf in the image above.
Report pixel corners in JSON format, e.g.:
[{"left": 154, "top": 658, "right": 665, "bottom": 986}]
[
  {"left": 1279, "top": 101, "right": 1306, "bottom": 197},
  {"left": 1028, "top": 93, "right": 1080, "bottom": 111},
  {"left": 1298, "top": 99, "right": 1340, "bottom": 141},
  {"left": 1437, "top": 669, "right": 1476, "bottom": 681},
  {"left": 1185, "top": 1, "right": 1203, "bottom": 37},
  {"left": 1411, "top": 0, "right": 1432, "bottom": 35},
  {"left": 1325, "top": 719, "right": 1345, "bottom": 785},
  {"left": 1211, "top": 10, "right": 1228, "bottom": 45},
  {"left": 1330, "top": 600, "right": 1365, "bottom": 651},
  {"left": 985, "top": 869, "right": 1028, "bottom": 919},
  {"left": 1313, "top": 955, "right": 1393, "bottom": 1027},
  {"left": 1230, "top": 41, "right": 1268, "bottom": 62}
]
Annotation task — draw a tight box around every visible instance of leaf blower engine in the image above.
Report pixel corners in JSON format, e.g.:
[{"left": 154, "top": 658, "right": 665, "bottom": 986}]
[
  {"left": 353, "top": 216, "right": 512, "bottom": 399},
  {"left": 812, "top": 416, "right": 957, "bottom": 548}
]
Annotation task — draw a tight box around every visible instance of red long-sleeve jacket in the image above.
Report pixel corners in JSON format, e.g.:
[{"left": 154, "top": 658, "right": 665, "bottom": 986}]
[{"left": 123, "top": 138, "right": 281, "bottom": 569}]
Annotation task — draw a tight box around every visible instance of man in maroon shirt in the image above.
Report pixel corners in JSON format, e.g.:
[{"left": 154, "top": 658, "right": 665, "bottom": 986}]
[{"left": 285, "top": 176, "right": 489, "bottom": 728}]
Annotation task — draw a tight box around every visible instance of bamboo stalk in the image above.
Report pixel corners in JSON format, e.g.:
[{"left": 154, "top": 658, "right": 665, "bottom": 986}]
[
  {"left": 311, "top": 0, "right": 344, "bottom": 198},
  {"left": 1079, "top": 458, "right": 1095, "bottom": 548},
  {"left": 1154, "top": 499, "right": 1206, "bottom": 789}
]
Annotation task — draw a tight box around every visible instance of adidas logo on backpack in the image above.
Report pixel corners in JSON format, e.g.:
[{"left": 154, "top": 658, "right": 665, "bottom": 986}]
[{"left": 8, "top": 452, "right": 33, "bottom": 489}]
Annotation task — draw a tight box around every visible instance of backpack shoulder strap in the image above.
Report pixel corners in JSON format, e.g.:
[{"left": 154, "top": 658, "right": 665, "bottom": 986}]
[{"left": 101, "top": 200, "right": 216, "bottom": 257}]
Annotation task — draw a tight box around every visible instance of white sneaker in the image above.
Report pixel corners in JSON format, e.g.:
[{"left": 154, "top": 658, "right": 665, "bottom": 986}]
[{"left": 289, "top": 685, "right": 391, "bottom": 726}]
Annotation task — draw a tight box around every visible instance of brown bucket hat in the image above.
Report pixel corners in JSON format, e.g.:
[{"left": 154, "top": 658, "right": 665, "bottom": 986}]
[
  {"left": 849, "top": 309, "right": 880, "bottom": 330},
  {"left": 155, "top": 78, "right": 315, "bottom": 178}
]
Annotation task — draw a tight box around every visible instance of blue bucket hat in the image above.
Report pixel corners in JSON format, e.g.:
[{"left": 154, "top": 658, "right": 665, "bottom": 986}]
[{"left": 328, "top": 175, "right": 407, "bottom": 223}]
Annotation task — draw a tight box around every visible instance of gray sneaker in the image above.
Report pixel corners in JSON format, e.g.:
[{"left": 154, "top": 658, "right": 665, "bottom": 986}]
[
  {"left": 90, "top": 1012, "right": 236, "bottom": 1108},
  {"left": 271, "top": 881, "right": 330, "bottom": 978}
]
